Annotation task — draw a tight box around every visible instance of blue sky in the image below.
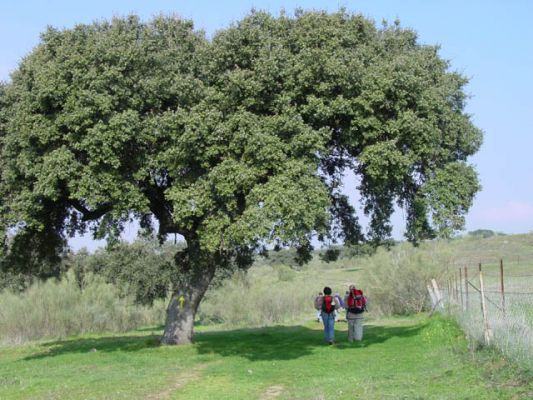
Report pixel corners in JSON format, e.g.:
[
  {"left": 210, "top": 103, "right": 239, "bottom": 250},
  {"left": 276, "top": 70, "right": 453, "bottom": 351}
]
[{"left": 1, "top": 1, "right": 532, "bottom": 249}]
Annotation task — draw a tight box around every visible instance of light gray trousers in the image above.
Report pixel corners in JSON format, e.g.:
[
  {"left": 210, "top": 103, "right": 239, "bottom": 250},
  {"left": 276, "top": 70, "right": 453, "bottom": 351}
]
[{"left": 347, "top": 317, "right": 364, "bottom": 341}]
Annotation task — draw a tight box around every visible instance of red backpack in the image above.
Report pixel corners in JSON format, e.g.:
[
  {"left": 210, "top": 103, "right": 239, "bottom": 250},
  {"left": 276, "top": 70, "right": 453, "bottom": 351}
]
[
  {"left": 347, "top": 289, "right": 366, "bottom": 314},
  {"left": 321, "top": 295, "right": 335, "bottom": 314}
]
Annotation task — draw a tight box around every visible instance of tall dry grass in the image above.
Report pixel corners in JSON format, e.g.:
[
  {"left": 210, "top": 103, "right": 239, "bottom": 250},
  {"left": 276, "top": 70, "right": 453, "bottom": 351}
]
[
  {"left": 197, "top": 243, "right": 443, "bottom": 326},
  {"left": 0, "top": 271, "right": 166, "bottom": 344},
  {"left": 198, "top": 267, "right": 314, "bottom": 326},
  {"left": 444, "top": 289, "right": 533, "bottom": 370}
]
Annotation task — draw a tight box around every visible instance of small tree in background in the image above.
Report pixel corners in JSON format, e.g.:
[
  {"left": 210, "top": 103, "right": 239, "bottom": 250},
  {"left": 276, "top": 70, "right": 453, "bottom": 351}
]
[
  {"left": 62, "top": 238, "right": 181, "bottom": 305},
  {"left": 0, "top": 11, "right": 481, "bottom": 344}
]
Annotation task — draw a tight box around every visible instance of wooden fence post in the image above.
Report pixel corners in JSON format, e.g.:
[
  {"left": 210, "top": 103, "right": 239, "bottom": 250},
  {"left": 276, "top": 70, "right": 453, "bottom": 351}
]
[
  {"left": 431, "top": 279, "right": 443, "bottom": 310},
  {"left": 478, "top": 263, "right": 483, "bottom": 313},
  {"left": 478, "top": 264, "right": 492, "bottom": 345},
  {"left": 452, "top": 276, "right": 456, "bottom": 303},
  {"left": 427, "top": 284, "right": 437, "bottom": 310},
  {"left": 500, "top": 259, "right": 506, "bottom": 316},
  {"left": 459, "top": 267, "right": 464, "bottom": 310},
  {"left": 464, "top": 266, "right": 469, "bottom": 310},
  {"left": 454, "top": 274, "right": 458, "bottom": 302}
]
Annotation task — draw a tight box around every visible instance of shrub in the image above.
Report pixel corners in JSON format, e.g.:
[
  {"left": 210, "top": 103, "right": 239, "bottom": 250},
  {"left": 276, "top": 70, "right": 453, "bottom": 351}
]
[
  {"left": 273, "top": 264, "right": 297, "bottom": 282},
  {"left": 468, "top": 229, "right": 496, "bottom": 238},
  {"left": 363, "top": 244, "right": 440, "bottom": 316},
  {"left": 63, "top": 239, "right": 182, "bottom": 306},
  {"left": 197, "top": 267, "right": 311, "bottom": 326}
]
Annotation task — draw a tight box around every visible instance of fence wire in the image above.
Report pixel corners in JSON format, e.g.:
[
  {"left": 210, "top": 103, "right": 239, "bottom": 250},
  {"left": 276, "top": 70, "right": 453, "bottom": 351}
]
[{"left": 432, "top": 263, "right": 533, "bottom": 370}]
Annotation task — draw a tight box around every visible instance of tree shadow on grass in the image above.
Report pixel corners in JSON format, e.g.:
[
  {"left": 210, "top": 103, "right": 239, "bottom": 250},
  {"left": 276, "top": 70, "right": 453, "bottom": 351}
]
[
  {"left": 23, "top": 321, "right": 426, "bottom": 362},
  {"left": 133, "top": 325, "right": 165, "bottom": 332},
  {"left": 342, "top": 268, "right": 362, "bottom": 272},
  {"left": 23, "top": 333, "right": 162, "bottom": 361},
  {"left": 194, "top": 325, "right": 321, "bottom": 361},
  {"left": 133, "top": 320, "right": 203, "bottom": 332},
  {"left": 331, "top": 322, "right": 426, "bottom": 350},
  {"left": 192, "top": 321, "right": 426, "bottom": 360}
]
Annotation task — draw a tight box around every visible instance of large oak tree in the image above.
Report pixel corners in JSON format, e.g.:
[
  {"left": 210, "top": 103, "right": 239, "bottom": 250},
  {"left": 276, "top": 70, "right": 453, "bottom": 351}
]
[{"left": 0, "top": 11, "right": 481, "bottom": 344}]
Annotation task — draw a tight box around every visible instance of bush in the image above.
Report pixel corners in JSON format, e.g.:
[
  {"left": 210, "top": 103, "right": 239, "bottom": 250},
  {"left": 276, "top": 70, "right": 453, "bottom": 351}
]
[
  {"left": 468, "top": 229, "right": 496, "bottom": 238},
  {"left": 63, "top": 238, "right": 183, "bottom": 305},
  {"left": 273, "top": 264, "right": 297, "bottom": 282},
  {"left": 197, "top": 267, "right": 311, "bottom": 326},
  {"left": 363, "top": 244, "right": 440, "bottom": 316}
]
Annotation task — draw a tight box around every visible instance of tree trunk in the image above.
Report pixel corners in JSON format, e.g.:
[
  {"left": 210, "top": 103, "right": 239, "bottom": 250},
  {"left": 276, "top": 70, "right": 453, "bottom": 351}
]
[
  {"left": 160, "top": 293, "right": 197, "bottom": 345},
  {"left": 160, "top": 244, "right": 217, "bottom": 345}
]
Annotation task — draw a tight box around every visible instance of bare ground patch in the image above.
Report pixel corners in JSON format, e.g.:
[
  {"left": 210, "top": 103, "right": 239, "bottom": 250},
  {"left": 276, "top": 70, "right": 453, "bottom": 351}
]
[
  {"left": 260, "top": 384, "right": 284, "bottom": 400},
  {"left": 146, "top": 363, "right": 210, "bottom": 400}
]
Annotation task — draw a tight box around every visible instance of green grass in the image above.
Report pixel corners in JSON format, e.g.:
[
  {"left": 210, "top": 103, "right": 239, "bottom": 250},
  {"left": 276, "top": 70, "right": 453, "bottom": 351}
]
[
  {"left": 1, "top": 234, "right": 531, "bottom": 398},
  {"left": 1, "top": 315, "right": 531, "bottom": 400}
]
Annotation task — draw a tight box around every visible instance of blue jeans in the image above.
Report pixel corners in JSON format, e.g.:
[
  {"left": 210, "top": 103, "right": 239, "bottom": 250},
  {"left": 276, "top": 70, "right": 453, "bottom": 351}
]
[{"left": 321, "top": 312, "right": 335, "bottom": 342}]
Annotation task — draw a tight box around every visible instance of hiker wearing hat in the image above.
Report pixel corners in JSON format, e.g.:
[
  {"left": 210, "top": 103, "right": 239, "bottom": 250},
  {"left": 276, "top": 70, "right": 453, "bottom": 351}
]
[
  {"left": 314, "top": 286, "right": 339, "bottom": 344},
  {"left": 344, "top": 284, "right": 367, "bottom": 342}
]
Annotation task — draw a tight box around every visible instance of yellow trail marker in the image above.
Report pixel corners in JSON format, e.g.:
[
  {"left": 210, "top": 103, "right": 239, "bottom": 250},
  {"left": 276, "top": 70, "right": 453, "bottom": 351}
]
[{"left": 178, "top": 295, "right": 186, "bottom": 308}]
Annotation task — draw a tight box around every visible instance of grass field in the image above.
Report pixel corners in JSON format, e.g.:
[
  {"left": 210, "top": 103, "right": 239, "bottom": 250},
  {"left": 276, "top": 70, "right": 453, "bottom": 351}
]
[
  {"left": 1, "top": 315, "right": 532, "bottom": 400},
  {"left": 1, "top": 234, "right": 532, "bottom": 399}
]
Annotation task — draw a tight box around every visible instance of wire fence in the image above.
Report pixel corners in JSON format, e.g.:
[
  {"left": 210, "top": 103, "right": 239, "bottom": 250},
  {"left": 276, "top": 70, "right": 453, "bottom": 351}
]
[{"left": 428, "top": 259, "right": 533, "bottom": 370}]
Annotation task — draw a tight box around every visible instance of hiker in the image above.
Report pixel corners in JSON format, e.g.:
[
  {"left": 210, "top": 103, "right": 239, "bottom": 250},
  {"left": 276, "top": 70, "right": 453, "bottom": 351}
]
[
  {"left": 314, "top": 286, "right": 339, "bottom": 344},
  {"left": 315, "top": 292, "right": 323, "bottom": 322},
  {"left": 333, "top": 292, "right": 344, "bottom": 322},
  {"left": 344, "top": 284, "right": 367, "bottom": 342}
]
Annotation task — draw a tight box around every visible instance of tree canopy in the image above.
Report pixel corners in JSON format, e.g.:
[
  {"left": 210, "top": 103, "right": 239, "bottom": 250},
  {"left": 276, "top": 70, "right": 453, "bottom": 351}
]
[{"left": 0, "top": 11, "right": 482, "bottom": 343}]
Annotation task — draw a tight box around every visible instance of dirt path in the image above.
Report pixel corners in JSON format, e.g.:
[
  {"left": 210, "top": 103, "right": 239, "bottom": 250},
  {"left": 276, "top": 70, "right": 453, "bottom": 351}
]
[
  {"left": 260, "top": 384, "right": 284, "bottom": 400},
  {"left": 146, "top": 363, "right": 209, "bottom": 400}
]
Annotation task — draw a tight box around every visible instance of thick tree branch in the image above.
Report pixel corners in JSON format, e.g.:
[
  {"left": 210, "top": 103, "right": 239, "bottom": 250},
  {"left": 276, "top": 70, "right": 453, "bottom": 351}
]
[
  {"left": 70, "top": 200, "right": 113, "bottom": 222},
  {"left": 141, "top": 181, "right": 180, "bottom": 236}
]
